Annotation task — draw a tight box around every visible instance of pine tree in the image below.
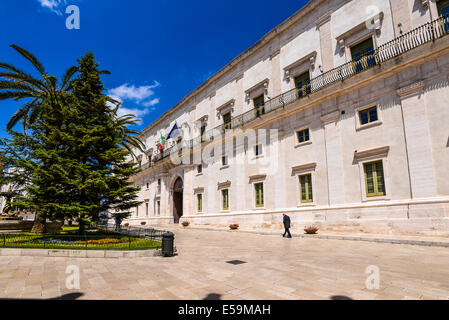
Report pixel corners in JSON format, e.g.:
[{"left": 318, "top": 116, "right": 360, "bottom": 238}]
[
  {"left": 1, "top": 47, "right": 144, "bottom": 234},
  {"left": 61, "top": 52, "right": 143, "bottom": 234}
]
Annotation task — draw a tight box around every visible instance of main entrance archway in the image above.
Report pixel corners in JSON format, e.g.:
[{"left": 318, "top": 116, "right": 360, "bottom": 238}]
[{"left": 172, "top": 177, "right": 183, "bottom": 224}]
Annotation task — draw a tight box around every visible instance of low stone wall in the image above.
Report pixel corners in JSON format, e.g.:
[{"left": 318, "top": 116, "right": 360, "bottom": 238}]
[{"left": 0, "top": 248, "right": 162, "bottom": 258}]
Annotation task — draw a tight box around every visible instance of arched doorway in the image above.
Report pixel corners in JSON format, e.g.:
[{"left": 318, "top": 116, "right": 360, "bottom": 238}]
[{"left": 172, "top": 177, "right": 183, "bottom": 224}]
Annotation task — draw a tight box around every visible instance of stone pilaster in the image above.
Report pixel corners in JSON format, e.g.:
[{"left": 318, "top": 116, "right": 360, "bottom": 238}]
[
  {"left": 397, "top": 81, "right": 436, "bottom": 199},
  {"left": 321, "top": 110, "right": 345, "bottom": 206},
  {"left": 316, "top": 12, "right": 334, "bottom": 72},
  {"left": 182, "top": 165, "right": 194, "bottom": 218},
  {"left": 159, "top": 172, "right": 170, "bottom": 220},
  {"left": 389, "top": 0, "right": 412, "bottom": 36},
  {"left": 273, "top": 129, "right": 286, "bottom": 211}
]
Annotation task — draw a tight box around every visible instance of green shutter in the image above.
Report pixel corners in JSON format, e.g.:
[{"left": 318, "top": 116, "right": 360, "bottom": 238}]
[
  {"left": 222, "top": 189, "right": 229, "bottom": 210},
  {"left": 364, "top": 161, "right": 386, "bottom": 197},
  {"left": 299, "top": 174, "right": 313, "bottom": 203},
  {"left": 255, "top": 183, "right": 264, "bottom": 207},
  {"left": 197, "top": 194, "right": 202, "bottom": 212}
]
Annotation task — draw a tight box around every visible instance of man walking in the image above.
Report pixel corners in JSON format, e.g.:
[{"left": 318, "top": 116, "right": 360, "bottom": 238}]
[
  {"left": 283, "top": 213, "right": 292, "bottom": 238},
  {"left": 115, "top": 216, "right": 121, "bottom": 232}
]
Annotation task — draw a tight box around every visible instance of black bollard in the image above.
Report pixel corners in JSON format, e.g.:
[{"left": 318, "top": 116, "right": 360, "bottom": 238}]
[{"left": 161, "top": 232, "right": 175, "bottom": 257}]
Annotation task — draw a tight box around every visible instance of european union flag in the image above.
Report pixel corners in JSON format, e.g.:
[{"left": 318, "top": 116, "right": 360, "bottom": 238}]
[{"left": 166, "top": 123, "right": 180, "bottom": 141}]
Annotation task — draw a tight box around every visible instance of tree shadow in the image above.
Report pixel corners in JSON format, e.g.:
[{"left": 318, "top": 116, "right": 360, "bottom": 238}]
[
  {"left": 0, "top": 292, "right": 84, "bottom": 300},
  {"left": 330, "top": 295, "right": 353, "bottom": 300},
  {"left": 203, "top": 293, "right": 222, "bottom": 300}
]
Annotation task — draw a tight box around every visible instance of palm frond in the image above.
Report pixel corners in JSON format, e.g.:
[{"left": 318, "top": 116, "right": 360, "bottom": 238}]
[
  {"left": 60, "top": 66, "right": 78, "bottom": 90},
  {"left": 10, "top": 44, "right": 46, "bottom": 75},
  {"left": 0, "top": 62, "right": 27, "bottom": 74},
  {"left": 0, "top": 91, "right": 36, "bottom": 101},
  {"left": 7, "top": 105, "right": 31, "bottom": 131},
  {"left": 0, "top": 72, "right": 47, "bottom": 91},
  {"left": 0, "top": 80, "right": 40, "bottom": 93},
  {"left": 28, "top": 99, "right": 42, "bottom": 125}
]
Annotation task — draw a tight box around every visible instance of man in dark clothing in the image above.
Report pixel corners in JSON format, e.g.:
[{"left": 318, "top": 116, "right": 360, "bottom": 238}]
[
  {"left": 283, "top": 213, "right": 292, "bottom": 238},
  {"left": 115, "top": 217, "right": 121, "bottom": 232}
]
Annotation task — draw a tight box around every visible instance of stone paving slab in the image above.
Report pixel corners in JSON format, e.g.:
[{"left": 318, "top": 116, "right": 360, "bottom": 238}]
[
  {"left": 155, "top": 225, "right": 449, "bottom": 248},
  {"left": 0, "top": 228, "right": 447, "bottom": 300}
]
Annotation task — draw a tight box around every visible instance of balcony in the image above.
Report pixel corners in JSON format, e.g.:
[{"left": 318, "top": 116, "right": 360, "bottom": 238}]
[{"left": 146, "top": 15, "right": 449, "bottom": 166}]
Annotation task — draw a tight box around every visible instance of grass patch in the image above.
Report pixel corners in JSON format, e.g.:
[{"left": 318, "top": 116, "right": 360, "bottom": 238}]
[{"left": 1, "top": 231, "right": 161, "bottom": 251}]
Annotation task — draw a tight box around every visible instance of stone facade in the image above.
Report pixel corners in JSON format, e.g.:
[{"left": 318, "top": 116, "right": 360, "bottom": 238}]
[{"left": 123, "top": 0, "right": 449, "bottom": 236}]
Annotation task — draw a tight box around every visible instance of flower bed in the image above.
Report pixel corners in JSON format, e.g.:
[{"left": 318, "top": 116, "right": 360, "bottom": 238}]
[{"left": 1, "top": 233, "right": 161, "bottom": 251}]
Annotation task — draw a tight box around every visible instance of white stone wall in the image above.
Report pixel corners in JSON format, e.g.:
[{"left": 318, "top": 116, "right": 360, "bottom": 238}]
[{"left": 123, "top": 0, "right": 449, "bottom": 236}]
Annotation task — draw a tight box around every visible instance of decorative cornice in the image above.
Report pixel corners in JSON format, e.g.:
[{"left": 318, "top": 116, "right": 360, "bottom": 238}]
[
  {"left": 336, "top": 12, "right": 384, "bottom": 42},
  {"left": 193, "top": 187, "right": 204, "bottom": 193},
  {"left": 292, "top": 162, "right": 317, "bottom": 174},
  {"left": 284, "top": 51, "right": 317, "bottom": 79},
  {"left": 245, "top": 78, "right": 270, "bottom": 94},
  {"left": 321, "top": 110, "right": 340, "bottom": 124},
  {"left": 249, "top": 174, "right": 267, "bottom": 183},
  {"left": 269, "top": 48, "right": 281, "bottom": 60},
  {"left": 197, "top": 115, "right": 209, "bottom": 123},
  {"left": 354, "top": 146, "right": 390, "bottom": 162},
  {"left": 316, "top": 11, "right": 331, "bottom": 27},
  {"left": 397, "top": 81, "right": 425, "bottom": 99},
  {"left": 216, "top": 99, "right": 235, "bottom": 115},
  {"left": 217, "top": 180, "right": 231, "bottom": 189}
]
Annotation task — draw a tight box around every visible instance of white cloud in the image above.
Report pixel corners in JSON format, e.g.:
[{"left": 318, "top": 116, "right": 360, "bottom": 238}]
[
  {"left": 143, "top": 98, "right": 160, "bottom": 107},
  {"left": 37, "top": 0, "right": 66, "bottom": 15},
  {"left": 108, "top": 81, "right": 161, "bottom": 121}
]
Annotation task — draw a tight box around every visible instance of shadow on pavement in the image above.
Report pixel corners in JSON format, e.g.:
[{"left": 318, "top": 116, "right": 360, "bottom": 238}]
[
  {"left": 330, "top": 295, "right": 353, "bottom": 300},
  {"left": 0, "top": 292, "right": 84, "bottom": 300},
  {"left": 203, "top": 293, "right": 222, "bottom": 300}
]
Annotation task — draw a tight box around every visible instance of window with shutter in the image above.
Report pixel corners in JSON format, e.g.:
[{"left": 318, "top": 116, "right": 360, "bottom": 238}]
[
  {"left": 197, "top": 194, "right": 203, "bottom": 213},
  {"left": 364, "top": 160, "right": 386, "bottom": 197},
  {"left": 299, "top": 174, "right": 313, "bottom": 203},
  {"left": 223, "top": 112, "right": 232, "bottom": 130},
  {"left": 222, "top": 189, "right": 229, "bottom": 210},
  {"left": 253, "top": 95, "right": 265, "bottom": 117},
  {"left": 254, "top": 183, "right": 264, "bottom": 207},
  {"left": 294, "top": 71, "right": 311, "bottom": 98}
]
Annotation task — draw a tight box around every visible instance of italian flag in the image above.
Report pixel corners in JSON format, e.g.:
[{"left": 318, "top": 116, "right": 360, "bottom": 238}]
[{"left": 159, "top": 133, "right": 165, "bottom": 151}]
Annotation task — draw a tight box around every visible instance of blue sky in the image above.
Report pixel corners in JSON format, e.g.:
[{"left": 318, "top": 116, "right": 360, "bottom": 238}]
[{"left": 0, "top": 0, "right": 308, "bottom": 138}]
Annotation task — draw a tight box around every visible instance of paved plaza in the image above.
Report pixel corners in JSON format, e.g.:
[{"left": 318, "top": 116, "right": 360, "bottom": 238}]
[{"left": 0, "top": 228, "right": 448, "bottom": 300}]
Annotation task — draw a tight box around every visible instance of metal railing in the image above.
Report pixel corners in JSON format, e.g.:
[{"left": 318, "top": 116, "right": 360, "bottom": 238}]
[
  {"left": 99, "top": 223, "right": 167, "bottom": 239},
  {"left": 145, "top": 14, "right": 449, "bottom": 165}
]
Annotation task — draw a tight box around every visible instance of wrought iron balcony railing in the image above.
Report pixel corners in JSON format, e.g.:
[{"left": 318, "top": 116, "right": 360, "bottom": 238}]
[{"left": 144, "top": 15, "right": 449, "bottom": 166}]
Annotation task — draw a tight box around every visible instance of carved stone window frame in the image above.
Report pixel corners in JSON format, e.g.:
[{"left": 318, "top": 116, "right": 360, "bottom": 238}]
[
  {"left": 216, "top": 99, "right": 235, "bottom": 120},
  {"left": 283, "top": 51, "right": 317, "bottom": 89},
  {"left": 249, "top": 174, "right": 266, "bottom": 210},
  {"left": 336, "top": 12, "right": 384, "bottom": 62},
  {"left": 355, "top": 103, "right": 383, "bottom": 131},
  {"left": 245, "top": 78, "right": 269, "bottom": 108},
  {"left": 292, "top": 163, "right": 317, "bottom": 207},
  {"left": 353, "top": 146, "right": 391, "bottom": 202}
]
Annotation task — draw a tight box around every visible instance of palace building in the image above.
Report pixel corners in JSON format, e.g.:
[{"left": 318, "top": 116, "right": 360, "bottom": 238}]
[{"left": 124, "top": 0, "right": 449, "bottom": 236}]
